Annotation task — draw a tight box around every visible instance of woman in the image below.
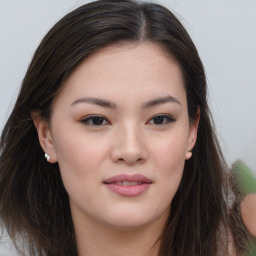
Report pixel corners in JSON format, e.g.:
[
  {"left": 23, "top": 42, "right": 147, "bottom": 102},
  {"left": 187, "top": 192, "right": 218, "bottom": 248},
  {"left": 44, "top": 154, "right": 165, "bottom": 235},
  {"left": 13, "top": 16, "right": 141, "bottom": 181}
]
[{"left": 0, "top": 0, "right": 249, "bottom": 255}]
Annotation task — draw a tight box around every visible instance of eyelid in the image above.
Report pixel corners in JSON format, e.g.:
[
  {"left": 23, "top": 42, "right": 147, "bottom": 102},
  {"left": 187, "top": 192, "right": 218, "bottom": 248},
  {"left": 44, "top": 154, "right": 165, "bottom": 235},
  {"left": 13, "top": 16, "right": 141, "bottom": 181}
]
[
  {"left": 147, "top": 114, "right": 176, "bottom": 125},
  {"left": 80, "top": 115, "right": 111, "bottom": 126}
]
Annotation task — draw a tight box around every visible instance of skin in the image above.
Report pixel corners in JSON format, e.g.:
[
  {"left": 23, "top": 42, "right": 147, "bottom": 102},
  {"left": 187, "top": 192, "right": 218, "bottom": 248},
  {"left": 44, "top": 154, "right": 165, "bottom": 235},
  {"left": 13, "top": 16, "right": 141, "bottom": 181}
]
[
  {"left": 240, "top": 193, "right": 256, "bottom": 237},
  {"left": 33, "top": 42, "right": 199, "bottom": 256}
]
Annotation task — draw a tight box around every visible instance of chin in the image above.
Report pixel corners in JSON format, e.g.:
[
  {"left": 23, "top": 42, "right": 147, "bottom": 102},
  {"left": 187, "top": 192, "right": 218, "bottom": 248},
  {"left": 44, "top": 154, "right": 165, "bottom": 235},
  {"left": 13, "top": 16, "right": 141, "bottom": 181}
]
[
  {"left": 105, "top": 217, "right": 153, "bottom": 231},
  {"left": 101, "top": 208, "right": 168, "bottom": 231}
]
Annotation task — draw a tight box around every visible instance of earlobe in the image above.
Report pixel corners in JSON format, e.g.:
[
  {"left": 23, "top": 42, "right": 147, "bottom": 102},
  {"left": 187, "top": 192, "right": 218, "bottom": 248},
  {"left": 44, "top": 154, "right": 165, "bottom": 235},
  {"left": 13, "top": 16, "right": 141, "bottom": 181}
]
[
  {"left": 31, "top": 111, "right": 57, "bottom": 163},
  {"left": 187, "top": 107, "right": 200, "bottom": 157},
  {"left": 185, "top": 151, "right": 192, "bottom": 160}
]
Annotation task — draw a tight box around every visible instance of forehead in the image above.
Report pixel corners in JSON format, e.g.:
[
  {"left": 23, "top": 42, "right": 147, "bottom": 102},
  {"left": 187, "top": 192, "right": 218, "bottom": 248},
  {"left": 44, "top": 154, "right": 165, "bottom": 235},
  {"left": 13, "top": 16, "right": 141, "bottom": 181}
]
[
  {"left": 81, "top": 41, "right": 180, "bottom": 78},
  {"left": 54, "top": 42, "right": 186, "bottom": 107}
]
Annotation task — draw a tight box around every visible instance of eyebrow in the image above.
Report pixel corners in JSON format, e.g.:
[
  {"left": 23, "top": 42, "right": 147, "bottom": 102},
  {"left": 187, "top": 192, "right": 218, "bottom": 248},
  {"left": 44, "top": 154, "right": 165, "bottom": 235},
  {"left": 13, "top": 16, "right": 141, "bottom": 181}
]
[
  {"left": 71, "top": 97, "right": 117, "bottom": 109},
  {"left": 71, "top": 95, "right": 182, "bottom": 109},
  {"left": 141, "top": 95, "right": 182, "bottom": 108}
]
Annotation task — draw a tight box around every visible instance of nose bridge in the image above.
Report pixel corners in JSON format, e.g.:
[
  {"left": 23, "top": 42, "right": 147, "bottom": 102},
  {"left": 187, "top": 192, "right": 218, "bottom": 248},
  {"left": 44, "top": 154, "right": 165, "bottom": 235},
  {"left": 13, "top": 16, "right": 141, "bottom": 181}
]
[
  {"left": 111, "top": 120, "right": 148, "bottom": 164},
  {"left": 121, "top": 120, "right": 142, "bottom": 145}
]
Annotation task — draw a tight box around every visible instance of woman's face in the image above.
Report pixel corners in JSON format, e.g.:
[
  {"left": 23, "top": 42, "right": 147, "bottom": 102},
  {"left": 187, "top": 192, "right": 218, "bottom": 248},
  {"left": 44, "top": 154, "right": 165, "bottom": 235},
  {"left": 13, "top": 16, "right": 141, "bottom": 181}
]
[{"left": 38, "top": 42, "right": 198, "bottom": 230}]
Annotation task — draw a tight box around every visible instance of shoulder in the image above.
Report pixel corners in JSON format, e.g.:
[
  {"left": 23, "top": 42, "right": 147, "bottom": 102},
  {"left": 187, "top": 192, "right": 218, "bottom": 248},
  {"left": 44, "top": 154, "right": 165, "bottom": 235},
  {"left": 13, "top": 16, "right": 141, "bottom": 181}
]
[{"left": 240, "top": 193, "right": 256, "bottom": 237}]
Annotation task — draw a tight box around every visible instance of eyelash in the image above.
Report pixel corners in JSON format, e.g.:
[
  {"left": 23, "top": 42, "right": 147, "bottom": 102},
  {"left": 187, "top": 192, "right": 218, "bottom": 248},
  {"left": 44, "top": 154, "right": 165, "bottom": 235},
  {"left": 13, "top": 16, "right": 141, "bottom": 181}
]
[
  {"left": 80, "top": 114, "right": 175, "bottom": 126},
  {"left": 80, "top": 115, "right": 110, "bottom": 126},
  {"left": 148, "top": 114, "right": 175, "bottom": 125}
]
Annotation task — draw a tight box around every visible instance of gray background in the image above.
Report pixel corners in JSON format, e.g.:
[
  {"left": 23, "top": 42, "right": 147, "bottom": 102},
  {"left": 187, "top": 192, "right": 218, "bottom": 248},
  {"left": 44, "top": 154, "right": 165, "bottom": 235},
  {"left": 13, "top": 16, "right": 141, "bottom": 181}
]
[{"left": 0, "top": 0, "right": 255, "bottom": 254}]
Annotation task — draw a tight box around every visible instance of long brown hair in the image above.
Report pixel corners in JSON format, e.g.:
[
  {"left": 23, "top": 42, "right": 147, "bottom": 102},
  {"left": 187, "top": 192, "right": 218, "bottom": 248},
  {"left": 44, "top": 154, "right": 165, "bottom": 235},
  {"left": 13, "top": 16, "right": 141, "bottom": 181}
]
[{"left": 0, "top": 0, "right": 249, "bottom": 255}]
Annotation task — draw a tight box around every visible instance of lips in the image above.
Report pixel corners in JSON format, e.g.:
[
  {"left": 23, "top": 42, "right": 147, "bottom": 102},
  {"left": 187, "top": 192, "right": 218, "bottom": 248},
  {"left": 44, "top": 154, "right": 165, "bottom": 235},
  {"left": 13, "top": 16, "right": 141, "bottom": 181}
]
[
  {"left": 109, "top": 181, "right": 144, "bottom": 186},
  {"left": 104, "top": 174, "right": 152, "bottom": 184},
  {"left": 103, "top": 174, "right": 152, "bottom": 197}
]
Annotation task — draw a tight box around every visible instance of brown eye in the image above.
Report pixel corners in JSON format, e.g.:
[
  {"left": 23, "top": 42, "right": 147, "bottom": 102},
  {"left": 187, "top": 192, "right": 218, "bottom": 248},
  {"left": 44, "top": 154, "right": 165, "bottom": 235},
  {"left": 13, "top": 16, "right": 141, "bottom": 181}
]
[
  {"left": 81, "top": 115, "right": 110, "bottom": 126},
  {"left": 149, "top": 115, "right": 175, "bottom": 125}
]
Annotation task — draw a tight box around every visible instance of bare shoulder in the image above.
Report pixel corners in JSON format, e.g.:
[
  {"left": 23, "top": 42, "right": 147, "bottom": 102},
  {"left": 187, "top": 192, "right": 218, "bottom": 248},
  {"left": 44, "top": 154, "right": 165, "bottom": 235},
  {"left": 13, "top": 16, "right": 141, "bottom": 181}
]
[{"left": 240, "top": 193, "right": 256, "bottom": 236}]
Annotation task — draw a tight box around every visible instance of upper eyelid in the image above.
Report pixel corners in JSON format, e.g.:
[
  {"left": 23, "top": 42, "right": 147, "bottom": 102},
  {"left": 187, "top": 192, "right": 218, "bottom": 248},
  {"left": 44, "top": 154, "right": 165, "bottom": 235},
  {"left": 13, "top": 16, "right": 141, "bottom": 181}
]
[
  {"left": 81, "top": 114, "right": 108, "bottom": 119},
  {"left": 80, "top": 115, "right": 110, "bottom": 124},
  {"left": 150, "top": 113, "right": 175, "bottom": 119},
  {"left": 148, "top": 113, "right": 175, "bottom": 121}
]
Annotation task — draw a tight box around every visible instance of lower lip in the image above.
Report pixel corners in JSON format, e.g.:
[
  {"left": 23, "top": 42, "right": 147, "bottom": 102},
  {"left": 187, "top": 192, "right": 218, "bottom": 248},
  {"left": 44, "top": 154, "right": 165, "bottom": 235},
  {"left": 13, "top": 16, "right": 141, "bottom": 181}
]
[{"left": 105, "top": 183, "right": 150, "bottom": 196}]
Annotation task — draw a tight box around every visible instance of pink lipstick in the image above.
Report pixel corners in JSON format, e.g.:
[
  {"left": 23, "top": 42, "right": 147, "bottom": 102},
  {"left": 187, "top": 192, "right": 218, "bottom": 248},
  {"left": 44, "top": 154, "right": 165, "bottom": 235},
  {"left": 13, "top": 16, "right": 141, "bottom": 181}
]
[{"left": 104, "top": 174, "right": 152, "bottom": 197}]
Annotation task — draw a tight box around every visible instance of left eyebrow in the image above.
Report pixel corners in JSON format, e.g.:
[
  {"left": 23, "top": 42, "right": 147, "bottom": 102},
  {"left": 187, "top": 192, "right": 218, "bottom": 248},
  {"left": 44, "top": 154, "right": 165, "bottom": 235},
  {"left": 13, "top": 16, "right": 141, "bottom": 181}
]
[
  {"left": 71, "top": 97, "right": 117, "bottom": 109},
  {"left": 142, "top": 95, "right": 182, "bottom": 108}
]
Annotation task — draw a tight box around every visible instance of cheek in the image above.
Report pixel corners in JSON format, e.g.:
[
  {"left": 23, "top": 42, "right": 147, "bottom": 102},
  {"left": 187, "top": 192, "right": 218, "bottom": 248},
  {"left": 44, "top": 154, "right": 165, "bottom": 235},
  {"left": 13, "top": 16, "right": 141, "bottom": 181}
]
[
  {"left": 52, "top": 130, "right": 109, "bottom": 195},
  {"left": 149, "top": 128, "right": 188, "bottom": 201},
  {"left": 54, "top": 125, "right": 109, "bottom": 169},
  {"left": 150, "top": 127, "right": 188, "bottom": 171}
]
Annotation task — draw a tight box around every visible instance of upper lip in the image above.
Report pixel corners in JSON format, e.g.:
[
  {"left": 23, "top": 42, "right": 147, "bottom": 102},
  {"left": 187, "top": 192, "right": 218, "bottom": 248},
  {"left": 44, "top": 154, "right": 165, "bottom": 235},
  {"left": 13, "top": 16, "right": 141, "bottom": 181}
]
[{"left": 104, "top": 174, "right": 152, "bottom": 184}]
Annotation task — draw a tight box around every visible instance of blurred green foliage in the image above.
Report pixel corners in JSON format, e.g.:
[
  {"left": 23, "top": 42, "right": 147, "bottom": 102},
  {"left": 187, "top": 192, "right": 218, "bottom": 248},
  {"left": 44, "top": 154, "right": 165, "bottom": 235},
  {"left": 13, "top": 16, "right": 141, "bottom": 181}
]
[
  {"left": 231, "top": 159, "right": 256, "bottom": 256},
  {"left": 246, "top": 240, "right": 256, "bottom": 256},
  {"left": 232, "top": 159, "right": 256, "bottom": 196}
]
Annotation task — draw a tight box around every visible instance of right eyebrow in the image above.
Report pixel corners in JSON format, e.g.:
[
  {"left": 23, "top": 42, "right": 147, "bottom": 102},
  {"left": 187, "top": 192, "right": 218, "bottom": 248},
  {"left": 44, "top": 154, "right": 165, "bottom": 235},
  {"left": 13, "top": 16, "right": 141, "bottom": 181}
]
[
  {"left": 71, "top": 97, "right": 117, "bottom": 109},
  {"left": 142, "top": 95, "right": 182, "bottom": 108}
]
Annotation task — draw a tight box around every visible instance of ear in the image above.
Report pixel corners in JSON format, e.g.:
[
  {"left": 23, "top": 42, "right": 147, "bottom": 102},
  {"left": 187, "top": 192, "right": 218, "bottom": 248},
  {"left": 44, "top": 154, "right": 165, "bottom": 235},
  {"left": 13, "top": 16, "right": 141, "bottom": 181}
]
[
  {"left": 186, "top": 107, "right": 200, "bottom": 160},
  {"left": 31, "top": 111, "right": 58, "bottom": 163}
]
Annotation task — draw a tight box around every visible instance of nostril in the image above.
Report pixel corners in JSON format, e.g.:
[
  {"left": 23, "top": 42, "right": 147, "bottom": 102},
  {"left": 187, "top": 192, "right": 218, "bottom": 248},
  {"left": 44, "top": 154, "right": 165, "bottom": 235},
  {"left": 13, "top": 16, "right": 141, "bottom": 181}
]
[
  {"left": 110, "top": 143, "right": 148, "bottom": 164},
  {"left": 115, "top": 156, "right": 146, "bottom": 165}
]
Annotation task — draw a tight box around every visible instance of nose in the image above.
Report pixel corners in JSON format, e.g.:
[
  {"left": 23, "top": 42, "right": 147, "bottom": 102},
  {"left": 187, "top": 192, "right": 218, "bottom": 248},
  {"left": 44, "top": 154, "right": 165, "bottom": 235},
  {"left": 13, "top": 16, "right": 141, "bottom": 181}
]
[{"left": 110, "top": 124, "right": 148, "bottom": 165}]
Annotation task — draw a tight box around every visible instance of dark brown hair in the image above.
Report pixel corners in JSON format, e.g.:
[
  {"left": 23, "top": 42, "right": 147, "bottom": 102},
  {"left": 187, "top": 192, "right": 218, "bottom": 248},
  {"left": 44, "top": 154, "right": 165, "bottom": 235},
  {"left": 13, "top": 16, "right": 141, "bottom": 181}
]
[{"left": 0, "top": 0, "right": 249, "bottom": 255}]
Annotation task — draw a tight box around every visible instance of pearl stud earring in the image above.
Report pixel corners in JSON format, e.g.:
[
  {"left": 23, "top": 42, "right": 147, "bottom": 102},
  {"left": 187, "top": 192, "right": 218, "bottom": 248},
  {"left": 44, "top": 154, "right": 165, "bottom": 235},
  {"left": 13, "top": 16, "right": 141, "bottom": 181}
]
[{"left": 45, "top": 153, "right": 51, "bottom": 162}]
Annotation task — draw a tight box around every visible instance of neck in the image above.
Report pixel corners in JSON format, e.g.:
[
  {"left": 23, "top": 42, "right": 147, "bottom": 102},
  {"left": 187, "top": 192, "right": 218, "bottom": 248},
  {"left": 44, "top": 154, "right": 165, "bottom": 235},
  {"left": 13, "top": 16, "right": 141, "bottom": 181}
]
[{"left": 72, "top": 210, "right": 168, "bottom": 256}]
